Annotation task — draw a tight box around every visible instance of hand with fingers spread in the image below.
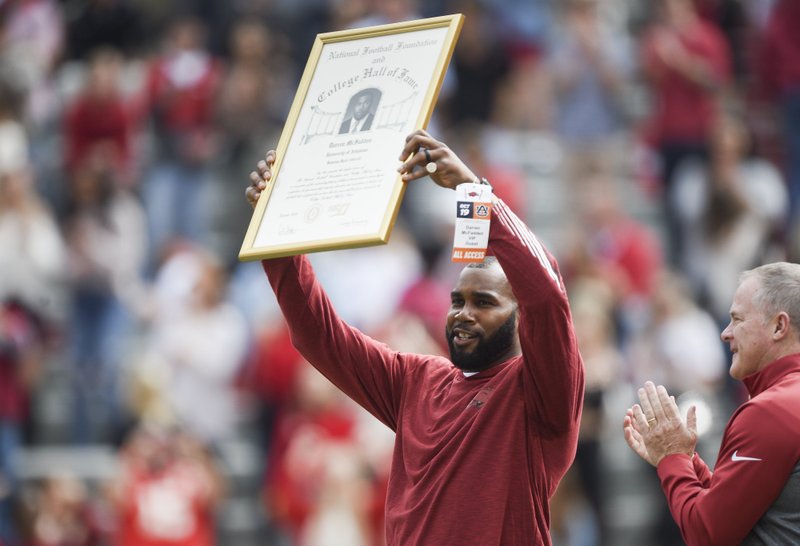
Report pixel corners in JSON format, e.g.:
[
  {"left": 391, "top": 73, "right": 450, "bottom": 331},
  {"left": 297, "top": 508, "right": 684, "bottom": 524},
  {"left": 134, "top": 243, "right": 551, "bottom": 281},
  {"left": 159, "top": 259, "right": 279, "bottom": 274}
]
[
  {"left": 396, "top": 129, "right": 479, "bottom": 190},
  {"left": 246, "top": 150, "right": 277, "bottom": 209},
  {"left": 622, "top": 381, "right": 697, "bottom": 466}
]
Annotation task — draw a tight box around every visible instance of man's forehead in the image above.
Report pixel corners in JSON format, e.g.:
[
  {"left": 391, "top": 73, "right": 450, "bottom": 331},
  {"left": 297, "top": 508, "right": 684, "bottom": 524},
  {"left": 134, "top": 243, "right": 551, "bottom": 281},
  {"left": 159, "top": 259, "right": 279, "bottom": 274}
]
[
  {"left": 454, "top": 264, "right": 511, "bottom": 293},
  {"left": 730, "top": 277, "right": 759, "bottom": 312},
  {"left": 734, "top": 277, "right": 759, "bottom": 301}
]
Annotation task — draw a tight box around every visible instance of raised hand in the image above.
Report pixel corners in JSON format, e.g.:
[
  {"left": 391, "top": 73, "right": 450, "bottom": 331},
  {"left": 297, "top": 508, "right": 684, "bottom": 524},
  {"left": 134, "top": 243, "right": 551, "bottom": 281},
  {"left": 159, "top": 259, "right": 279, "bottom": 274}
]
[
  {"left": 246, "top": 149, "right": 277, "bottom": 209},
  {"left": 397, "top": 129, "right": 478, "bottom": 190},
  {"left": 623, "top": 382, "right": 697, "bottom": 466}
]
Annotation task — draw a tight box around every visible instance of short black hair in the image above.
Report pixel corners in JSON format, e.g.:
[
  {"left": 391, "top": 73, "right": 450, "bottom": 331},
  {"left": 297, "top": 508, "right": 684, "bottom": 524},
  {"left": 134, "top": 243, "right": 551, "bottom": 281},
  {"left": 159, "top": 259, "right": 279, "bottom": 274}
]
[{"left": 353, "top": 88, "right": 375, "bottom": 102}]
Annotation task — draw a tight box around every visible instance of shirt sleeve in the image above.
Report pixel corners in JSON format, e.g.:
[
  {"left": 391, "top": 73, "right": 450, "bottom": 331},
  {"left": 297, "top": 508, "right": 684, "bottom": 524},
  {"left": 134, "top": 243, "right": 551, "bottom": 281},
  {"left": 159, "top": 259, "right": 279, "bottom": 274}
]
[
  {"left": 657, "top": 402, "right": 799, "bottom": 545},
  {"left": 693, "top": 453, "right": 713, "bottom": 488},
  {"left": 262, "top": 255, "right": 420, "bottom": 431},
  {"left": 489, "top": 198, "right": 584, "bottom": 434}
]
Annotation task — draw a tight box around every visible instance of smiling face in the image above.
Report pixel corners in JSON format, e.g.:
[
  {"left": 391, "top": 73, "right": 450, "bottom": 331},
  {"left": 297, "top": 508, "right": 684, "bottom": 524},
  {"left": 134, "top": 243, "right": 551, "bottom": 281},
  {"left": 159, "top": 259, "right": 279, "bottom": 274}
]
[
  {"left": 445, "top": 262, "right": 520, "bottom": 373},
  {"left": 721, "top": 276, "right": 774, "bottom": 380}
]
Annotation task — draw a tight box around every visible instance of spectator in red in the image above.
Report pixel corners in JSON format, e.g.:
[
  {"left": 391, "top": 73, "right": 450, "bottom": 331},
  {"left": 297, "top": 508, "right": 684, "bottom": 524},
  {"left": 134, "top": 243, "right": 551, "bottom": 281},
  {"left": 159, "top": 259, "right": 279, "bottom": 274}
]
[
  {"left": 144, "top": 16, "right": 221, "bottom": 167},
  {"left": 640, "top": 0, "right": 731, "bottom": 265},
  {"left": 140, "top": 15, "right": 222, "bottom": 268},
  {"left": 756, "top": 0, "right": 800, "bottom": 239},
  {"left": 241, "top": 323, "right": 305, "bottom": 453},
  {"left": 263, "top": 363, "right": 383, "bottom": 546},
  {"left": 565, "top": 173, "right": 663, "bottom": 303},
  {"left": 64, "top": 48, "right": 135, "bottom": 186},
  {"left": 110, "top": 426, "right": 222, "bottom": 546},
  {"left": 561, "top": 172, "right": 664, "bottom": 354}
]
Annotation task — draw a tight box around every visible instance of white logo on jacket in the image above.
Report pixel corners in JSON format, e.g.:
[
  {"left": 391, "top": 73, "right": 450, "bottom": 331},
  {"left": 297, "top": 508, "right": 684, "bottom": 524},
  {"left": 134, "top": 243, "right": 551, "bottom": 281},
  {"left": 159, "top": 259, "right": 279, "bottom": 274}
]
[{"left": 731, "top": 450, "right": 762, "bottom": 462}]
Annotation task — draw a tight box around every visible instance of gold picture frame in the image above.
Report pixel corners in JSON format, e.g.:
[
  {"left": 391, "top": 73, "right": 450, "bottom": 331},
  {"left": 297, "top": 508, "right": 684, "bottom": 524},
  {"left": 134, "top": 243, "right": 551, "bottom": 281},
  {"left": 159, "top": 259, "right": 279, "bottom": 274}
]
[{"left": 239, "top": 14, "right": 464, "bottom": 261}]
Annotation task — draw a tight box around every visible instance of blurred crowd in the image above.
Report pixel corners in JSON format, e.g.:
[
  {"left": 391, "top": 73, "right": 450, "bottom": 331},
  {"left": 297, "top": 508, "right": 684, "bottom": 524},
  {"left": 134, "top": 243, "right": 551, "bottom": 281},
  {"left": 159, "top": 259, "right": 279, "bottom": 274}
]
[{"left": 0, "top": 0, "right": 798, "bottom": 544}]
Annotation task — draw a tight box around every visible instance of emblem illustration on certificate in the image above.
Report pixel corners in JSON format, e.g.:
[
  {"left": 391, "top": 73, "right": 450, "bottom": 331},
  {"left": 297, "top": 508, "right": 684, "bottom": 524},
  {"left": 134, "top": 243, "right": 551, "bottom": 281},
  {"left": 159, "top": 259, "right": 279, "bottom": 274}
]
[{"left": 239, "top": 15, "right": 463, "bottom": 261}]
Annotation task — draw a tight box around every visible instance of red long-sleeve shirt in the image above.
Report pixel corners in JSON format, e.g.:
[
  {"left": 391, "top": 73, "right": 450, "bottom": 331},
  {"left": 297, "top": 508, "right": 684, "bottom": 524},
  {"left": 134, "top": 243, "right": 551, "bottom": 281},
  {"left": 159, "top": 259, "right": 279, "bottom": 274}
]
[
  {"left": 64, "top": 92, "right": 133, "bottom": 173},
  {"left": 641, "top": 19, "right": 730, "bottom": 145},
  {"left": 262, "top": 197, "right": 584, "bottom": 545},
  {"left": 657, "top": 354, "right": 800, "bottom": 545}
]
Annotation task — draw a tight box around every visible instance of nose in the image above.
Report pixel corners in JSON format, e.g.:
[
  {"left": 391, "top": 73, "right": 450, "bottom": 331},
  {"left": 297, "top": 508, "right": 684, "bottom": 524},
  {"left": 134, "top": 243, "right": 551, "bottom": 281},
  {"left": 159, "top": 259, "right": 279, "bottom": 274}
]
[
  {"left": 454, "top": 303, "right": 475, "bottom": 323},
  {"left": 720, "top": 323, "right": 732, "bottom": 342}
]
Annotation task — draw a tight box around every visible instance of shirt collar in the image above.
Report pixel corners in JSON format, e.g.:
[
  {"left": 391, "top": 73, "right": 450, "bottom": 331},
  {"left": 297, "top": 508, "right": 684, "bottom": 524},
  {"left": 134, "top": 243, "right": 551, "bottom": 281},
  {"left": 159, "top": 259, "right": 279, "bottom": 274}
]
[
  {"left": 742, "top": 353, "right": 800, "bottom": 398},
  {"left": 351, "top": 116, "right": 367, "bottom": 131},
  {"left": 459, "top": 356, "right": 516, "bottom": 379}
]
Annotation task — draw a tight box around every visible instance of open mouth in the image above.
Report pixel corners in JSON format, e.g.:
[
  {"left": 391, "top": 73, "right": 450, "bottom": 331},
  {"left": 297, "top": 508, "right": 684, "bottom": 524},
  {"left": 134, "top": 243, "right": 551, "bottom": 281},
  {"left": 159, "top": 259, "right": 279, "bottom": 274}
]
[{"left": 452, "top": 329, "right": 479, "bottom": 348}]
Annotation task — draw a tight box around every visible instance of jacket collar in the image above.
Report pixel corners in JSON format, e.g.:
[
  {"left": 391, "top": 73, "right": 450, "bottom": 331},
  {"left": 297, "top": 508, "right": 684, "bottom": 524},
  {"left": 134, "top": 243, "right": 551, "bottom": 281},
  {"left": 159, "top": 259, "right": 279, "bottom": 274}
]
[{"left": 743, "top": 353, "right": 800, "bottom": 398}]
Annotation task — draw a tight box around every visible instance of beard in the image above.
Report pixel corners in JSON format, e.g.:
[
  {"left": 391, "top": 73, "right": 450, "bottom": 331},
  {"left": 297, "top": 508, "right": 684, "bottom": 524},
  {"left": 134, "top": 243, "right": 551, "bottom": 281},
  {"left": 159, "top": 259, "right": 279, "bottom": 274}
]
[{"left": 446, "top": 310, "right": 517, "bottom": 373}]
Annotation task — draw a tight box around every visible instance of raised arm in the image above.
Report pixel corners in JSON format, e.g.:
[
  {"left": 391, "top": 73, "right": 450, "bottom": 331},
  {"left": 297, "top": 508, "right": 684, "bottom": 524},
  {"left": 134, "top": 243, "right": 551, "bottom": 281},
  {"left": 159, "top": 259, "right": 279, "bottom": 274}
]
[
  {"left": 656, "top": 404, "right": 800, "bottom": 545},
  {"left": 260, "top": 253, "right": 410, "bottom": 431},
  {"left": 489, "top": 198, "right": 584, "bottom": 432},
  {"left": 247, "top": 152, "right": 419, "bottom": 431},
  {"left": 398, "top": 131, "right": 584, "bottom": 432},
  {"left": 625, "top": 382, "right": 798, "bottom": 545}
]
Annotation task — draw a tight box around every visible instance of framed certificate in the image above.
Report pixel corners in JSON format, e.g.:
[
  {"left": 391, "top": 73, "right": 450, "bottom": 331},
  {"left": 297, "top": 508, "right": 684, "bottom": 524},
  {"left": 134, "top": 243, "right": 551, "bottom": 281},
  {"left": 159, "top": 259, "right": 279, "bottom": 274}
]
[{"left": 239, "top": 14, "right": 464, "bottom": 261}]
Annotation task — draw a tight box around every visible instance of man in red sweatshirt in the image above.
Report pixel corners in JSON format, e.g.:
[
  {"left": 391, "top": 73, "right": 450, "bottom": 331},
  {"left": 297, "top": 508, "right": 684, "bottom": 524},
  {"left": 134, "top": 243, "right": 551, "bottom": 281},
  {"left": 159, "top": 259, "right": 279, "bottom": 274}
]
[
  {"left": 246, "top": 129, "right": 585, "bottom": 545},
  {"left": 624, "top": 262, "right": 800, "bottom": 545}
]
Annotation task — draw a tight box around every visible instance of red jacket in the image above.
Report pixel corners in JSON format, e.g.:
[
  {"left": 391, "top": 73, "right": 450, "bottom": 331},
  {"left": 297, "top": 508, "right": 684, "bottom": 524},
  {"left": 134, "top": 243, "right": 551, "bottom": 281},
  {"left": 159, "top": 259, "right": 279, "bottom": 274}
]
[
  {"left": 262, "top": 197, "right": 584, "bottom": 545},
  {"left": 657, "top": 354, "right": 800, "bottom": 545}
]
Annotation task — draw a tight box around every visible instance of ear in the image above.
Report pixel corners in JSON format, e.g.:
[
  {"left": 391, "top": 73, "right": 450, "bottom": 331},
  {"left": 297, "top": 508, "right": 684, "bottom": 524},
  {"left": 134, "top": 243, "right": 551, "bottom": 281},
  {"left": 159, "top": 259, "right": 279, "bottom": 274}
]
[{"left": 772, "top": 312, "right": 791, "bottom": 341}]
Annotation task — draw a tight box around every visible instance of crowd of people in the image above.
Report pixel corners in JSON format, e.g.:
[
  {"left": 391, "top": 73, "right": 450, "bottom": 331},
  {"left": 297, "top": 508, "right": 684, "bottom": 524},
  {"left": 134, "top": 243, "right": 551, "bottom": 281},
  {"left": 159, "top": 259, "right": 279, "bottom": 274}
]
[{"left": 0, "top": 0, "right": 798, "bottom": 544}]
